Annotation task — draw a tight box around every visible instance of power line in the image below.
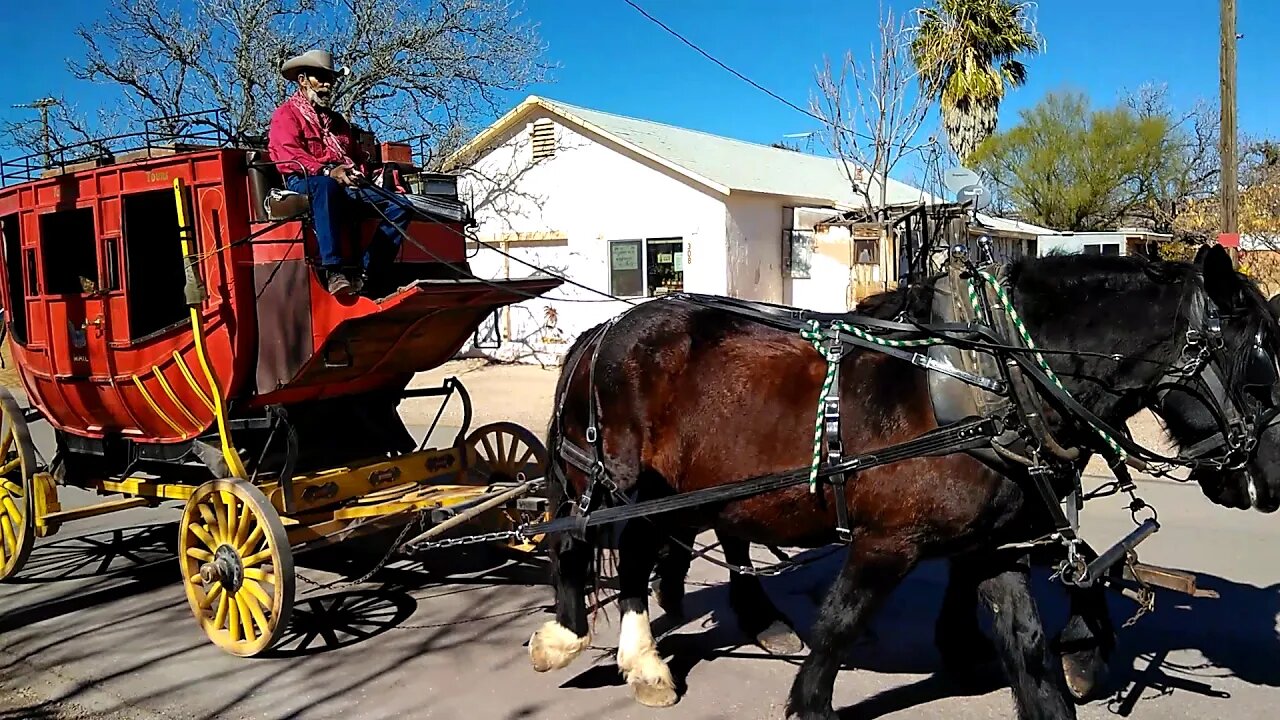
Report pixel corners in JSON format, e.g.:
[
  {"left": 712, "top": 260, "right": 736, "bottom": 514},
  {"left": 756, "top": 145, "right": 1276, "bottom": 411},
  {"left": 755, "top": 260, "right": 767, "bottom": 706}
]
[{"left": 620, "top": 0, "right": 935, "bottom": 155}]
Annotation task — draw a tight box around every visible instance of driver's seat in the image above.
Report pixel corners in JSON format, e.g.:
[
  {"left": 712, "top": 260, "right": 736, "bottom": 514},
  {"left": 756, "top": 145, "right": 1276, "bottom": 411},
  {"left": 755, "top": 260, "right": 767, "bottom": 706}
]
[{"left": 246, "top": 150, "right": 311, "bottom": 223}]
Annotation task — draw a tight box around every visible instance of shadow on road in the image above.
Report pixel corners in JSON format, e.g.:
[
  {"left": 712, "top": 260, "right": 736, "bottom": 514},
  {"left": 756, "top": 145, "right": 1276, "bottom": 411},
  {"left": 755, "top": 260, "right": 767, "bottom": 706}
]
[
  {"left": 7, "top": 514, "right": 1277, "bottom": 720},
  {"left": 556, "top": 548, "right": 1280, "bottom": 719}
]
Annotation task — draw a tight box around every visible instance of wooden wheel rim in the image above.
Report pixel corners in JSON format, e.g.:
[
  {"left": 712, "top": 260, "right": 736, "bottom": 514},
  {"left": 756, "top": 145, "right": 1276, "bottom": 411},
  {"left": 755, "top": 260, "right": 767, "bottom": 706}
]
[
  {"left": 178, "top": 478, "right": 294, "bottom": 657},
  {"left": 465, "top": 422, "right": 548, "bottom": 483},
  {"left": 0, "top": 388, "right": 36, "bottom": 581}
]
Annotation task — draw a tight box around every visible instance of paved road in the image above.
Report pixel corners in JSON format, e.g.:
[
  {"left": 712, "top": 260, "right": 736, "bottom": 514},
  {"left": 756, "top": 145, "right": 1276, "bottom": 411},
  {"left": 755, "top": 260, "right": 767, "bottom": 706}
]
[{"left": 3, "top": 421, "right": 1279, "bottom": 719}]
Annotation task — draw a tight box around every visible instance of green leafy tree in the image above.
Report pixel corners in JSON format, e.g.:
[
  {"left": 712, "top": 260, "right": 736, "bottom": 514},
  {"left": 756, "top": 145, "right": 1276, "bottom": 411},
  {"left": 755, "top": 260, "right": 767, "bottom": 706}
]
[
  {"left": 909, "top": 0, "right": 1043, "bottom": 162},
  {"left": 970, "top": 90, "right": 1203, "bottom": 231}
]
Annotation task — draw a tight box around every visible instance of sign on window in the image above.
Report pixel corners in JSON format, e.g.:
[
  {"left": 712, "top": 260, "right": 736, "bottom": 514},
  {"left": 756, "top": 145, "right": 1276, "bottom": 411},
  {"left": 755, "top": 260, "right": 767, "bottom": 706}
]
[
  {"left": 611, "top": 242, "right": 639, "bottom": 270},
  {"left": 610, "top": 240, "right": 644, "bottom": 297}
]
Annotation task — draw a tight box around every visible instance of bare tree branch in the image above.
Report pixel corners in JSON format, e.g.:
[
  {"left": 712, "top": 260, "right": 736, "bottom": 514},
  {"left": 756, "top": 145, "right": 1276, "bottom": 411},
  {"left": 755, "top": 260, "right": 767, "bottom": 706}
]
[
  {"left": 7, "top": 0, "right": 547, "bottom": 168},
  {"left": 810, "top": 2, "right": 932, "bottom": 217}
]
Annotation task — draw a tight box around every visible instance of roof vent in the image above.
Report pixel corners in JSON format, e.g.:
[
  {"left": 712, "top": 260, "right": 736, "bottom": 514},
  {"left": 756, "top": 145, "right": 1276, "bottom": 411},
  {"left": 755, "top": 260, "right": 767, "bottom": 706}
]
[{"left": 531, "top": 119, "right": 555, "bottom": 161}]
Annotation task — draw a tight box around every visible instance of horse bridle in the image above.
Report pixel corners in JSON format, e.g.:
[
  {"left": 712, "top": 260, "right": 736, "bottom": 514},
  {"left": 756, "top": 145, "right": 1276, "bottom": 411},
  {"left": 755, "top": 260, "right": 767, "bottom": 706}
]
[{"left": 1155, "top": 289, "right": 1280, "bottom": 472}]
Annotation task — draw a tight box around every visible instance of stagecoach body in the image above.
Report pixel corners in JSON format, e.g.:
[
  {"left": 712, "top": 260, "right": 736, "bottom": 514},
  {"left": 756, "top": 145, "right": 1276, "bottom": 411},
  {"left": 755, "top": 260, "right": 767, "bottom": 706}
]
[
  {"left": 0, "top": 115, "right": 561, "bottom": 657},
  {"left": 0, "top": 143, "right": 556, "bottom": 447}
]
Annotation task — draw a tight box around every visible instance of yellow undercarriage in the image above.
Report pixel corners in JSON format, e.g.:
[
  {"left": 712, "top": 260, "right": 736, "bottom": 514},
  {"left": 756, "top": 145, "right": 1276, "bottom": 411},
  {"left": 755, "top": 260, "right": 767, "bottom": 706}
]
[{"left": 31, "top": 445, "right": 543, "bottom": 554}]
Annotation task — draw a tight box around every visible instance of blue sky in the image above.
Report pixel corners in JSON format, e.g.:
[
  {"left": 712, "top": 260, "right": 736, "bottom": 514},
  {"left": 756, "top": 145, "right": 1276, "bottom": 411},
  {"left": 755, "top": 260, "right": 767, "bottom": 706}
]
[{"left": 2, "top": 0, "right": 1277, "bottom": 167}]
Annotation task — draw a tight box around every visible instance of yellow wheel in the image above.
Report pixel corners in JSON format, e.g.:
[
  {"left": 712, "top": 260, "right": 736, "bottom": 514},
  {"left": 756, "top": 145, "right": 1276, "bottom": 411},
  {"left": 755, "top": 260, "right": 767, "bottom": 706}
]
[
  {"left": 0, "top": 387, "right": 36, "bottom": 582},
  {"left": 464, "top": 422, "right": 547, "bottom": 484},
  {"left": 178, "top": 478, "right": 294, "bottom": 657}
]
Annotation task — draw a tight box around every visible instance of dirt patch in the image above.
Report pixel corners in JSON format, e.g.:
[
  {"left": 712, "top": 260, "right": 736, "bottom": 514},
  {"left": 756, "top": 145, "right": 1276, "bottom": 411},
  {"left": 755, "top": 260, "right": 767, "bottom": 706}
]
[
  {"left": 0, "top": 340, "right": 19, "bottom": 390},
  {"left": 400, "top": 358, "right": 560, "bottom": 439}
]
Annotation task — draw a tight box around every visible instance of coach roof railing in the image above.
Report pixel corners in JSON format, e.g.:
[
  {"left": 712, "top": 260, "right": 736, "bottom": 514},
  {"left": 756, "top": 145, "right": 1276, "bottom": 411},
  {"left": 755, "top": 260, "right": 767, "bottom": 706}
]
[{"left": 0, "top": 108, "right": 236, "bottom": 187}]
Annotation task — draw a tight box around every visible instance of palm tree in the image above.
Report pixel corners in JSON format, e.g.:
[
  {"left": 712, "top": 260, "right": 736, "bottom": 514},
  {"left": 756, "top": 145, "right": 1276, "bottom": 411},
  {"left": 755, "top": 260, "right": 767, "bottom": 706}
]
[{"left": 910, "top": 0, "right": 1044, "bottom": 162}]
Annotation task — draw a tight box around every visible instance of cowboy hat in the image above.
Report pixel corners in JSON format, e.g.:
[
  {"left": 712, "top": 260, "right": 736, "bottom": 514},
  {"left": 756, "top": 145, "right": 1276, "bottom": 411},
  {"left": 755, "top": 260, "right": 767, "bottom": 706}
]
[{"left": 280, "top": 49, "right": 349, "bottom": 82}]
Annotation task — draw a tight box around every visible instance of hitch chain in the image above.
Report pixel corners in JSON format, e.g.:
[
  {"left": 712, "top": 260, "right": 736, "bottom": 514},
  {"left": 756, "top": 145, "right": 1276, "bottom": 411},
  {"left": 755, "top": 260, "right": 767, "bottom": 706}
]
[
  {"left": 297, "top": 520, "right": 526, "bottom": 590},
  {"left": 1122, "top": 551, "right": 1157, "bottom": 628},
  {"left": 404, "top": 528, "right": 526, "bottom": 553}
]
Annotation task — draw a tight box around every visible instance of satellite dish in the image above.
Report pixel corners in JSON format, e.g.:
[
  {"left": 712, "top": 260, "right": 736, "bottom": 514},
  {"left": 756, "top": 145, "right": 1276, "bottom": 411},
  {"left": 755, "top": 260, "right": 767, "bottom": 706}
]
[
  {"left": 956, "top": 183, "right": 992, "bottom": 211},
  {"left": 943, "top": 166, "right": 981, "bottom": 194}
]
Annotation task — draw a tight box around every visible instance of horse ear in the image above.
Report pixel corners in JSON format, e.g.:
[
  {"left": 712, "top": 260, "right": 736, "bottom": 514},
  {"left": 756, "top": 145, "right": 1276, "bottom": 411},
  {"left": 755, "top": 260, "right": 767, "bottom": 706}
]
[
  {"left": 1192, "top": 243, "right": 1213, "bottom": 265},
  {"left": 1200, "top": 244, "right": 1241, "bottom": 309}
]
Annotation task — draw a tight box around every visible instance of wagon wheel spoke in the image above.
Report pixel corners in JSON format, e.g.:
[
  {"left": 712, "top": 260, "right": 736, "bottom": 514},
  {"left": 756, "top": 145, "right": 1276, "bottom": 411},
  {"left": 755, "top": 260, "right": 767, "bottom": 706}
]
[
  {"left": 0, "top": 388, "right": 37, "bottom": 582},
  {"left": 465, "top": 423, "right": 548, "bottom": 484},
  {"left": 179, "top": 478, "right": 294, "bottom": 657}
]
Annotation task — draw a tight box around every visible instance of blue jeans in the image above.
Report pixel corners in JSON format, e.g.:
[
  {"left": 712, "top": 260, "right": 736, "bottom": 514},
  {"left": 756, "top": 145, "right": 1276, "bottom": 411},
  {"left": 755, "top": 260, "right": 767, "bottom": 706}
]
[{"left": 285, "top": 174, "right": 410, "bottom": 271}]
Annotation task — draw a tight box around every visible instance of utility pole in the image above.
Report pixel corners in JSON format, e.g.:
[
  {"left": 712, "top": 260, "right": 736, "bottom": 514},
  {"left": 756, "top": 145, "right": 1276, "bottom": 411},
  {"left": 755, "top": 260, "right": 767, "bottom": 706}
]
[
  {"left": 12, "top": 97, "right": 59, "bottom": 167},
  {"left": 1220, "top": 0, "right": 1239, "bottom": 264}
]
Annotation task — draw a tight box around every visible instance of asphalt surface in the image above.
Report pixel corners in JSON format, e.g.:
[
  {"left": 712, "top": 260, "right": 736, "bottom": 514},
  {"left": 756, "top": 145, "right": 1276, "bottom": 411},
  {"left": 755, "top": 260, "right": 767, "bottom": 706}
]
[{"left": 2, "top": 417, "right": 1279, "bottom": 719}]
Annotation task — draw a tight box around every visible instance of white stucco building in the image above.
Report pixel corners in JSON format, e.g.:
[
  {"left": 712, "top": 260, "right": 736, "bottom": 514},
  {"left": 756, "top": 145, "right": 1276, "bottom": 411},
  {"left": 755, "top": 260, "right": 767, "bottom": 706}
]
[
  {"left": 441, "top": 95, "right": 1171, "bottom": 365},
  {"left": 443, "top": 95, "right": 934, "bottom": 364},
  {"left": 1036, "top": 229, "right": 1172, "bottom": 258}
]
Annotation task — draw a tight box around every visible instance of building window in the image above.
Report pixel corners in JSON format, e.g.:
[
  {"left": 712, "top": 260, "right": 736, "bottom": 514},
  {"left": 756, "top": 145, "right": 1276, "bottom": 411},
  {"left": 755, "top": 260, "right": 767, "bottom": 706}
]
[
  {"left": 1083, "top": 243, "right": 1120, "bottom": 256},
  {"left": 646, "top": 238, "right": 683, "bottom": 296},
  {"left": 783, "top": 229, "right": 813, "bottom": 279},
  {"left": 853, "top": 238, "right": 879, "bottom": 265},
  {"left": 531, "top": 119, "right": 555, "bottom": 161},
  {"left": 609, "top": 237, "right": 684, "bottom": 298},
  {"left": 39, "top": 206, "right": 98, "bottom": 295}
]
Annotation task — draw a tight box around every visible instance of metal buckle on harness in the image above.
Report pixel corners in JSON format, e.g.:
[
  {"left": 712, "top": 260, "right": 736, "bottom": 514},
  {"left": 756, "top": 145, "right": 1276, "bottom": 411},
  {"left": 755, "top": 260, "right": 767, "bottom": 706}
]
[
  {"left": 576, "top": 484, "right": 594, "bottom": 514},
  {"left": 585, "top": 426, "right": 598, "bottom": 444},
  {"left": 576, "top": 462, "right": 613, "bottom": 514}
]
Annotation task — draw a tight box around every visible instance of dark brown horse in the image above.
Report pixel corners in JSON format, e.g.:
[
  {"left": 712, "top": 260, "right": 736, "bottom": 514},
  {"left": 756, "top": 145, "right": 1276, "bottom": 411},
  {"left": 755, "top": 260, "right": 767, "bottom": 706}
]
[{"left": 528, "top": 246, "right": 1280, "bottom": 719}]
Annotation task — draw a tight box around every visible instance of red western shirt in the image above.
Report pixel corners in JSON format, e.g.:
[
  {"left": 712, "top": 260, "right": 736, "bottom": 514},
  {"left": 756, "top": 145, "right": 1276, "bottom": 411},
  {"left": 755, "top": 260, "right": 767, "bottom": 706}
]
[{"left": 267, "top": 99, "right": 368, "bottom": 176}]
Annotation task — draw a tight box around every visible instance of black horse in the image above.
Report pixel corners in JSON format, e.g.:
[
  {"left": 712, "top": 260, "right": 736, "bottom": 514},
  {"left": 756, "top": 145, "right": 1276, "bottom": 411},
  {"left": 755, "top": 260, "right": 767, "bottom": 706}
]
[
  {"left": 644, "top": 282, "right": 1280, "bottom": 695},
  {"left": 528, "top": 246, "right": 1280, "bottom": 719}
]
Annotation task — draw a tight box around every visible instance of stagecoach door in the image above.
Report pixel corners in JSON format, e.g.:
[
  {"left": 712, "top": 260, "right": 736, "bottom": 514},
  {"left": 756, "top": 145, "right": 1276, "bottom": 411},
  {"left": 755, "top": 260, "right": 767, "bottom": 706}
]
[{"left": 38, "top": 205, "right": 115, "bottom": 380}]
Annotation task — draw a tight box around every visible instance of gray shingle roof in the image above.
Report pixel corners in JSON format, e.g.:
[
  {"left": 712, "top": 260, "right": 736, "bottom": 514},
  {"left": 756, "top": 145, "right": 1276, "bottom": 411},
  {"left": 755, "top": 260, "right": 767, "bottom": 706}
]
[{"left": 518, "top": 96, "right": 939, "bottom": 208}]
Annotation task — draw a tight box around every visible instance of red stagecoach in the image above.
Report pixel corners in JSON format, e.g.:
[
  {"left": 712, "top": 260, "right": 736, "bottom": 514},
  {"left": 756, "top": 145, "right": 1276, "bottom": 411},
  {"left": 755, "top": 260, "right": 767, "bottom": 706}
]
[{"left": 0, "top": 110, "right": 561, "bottom": 656}]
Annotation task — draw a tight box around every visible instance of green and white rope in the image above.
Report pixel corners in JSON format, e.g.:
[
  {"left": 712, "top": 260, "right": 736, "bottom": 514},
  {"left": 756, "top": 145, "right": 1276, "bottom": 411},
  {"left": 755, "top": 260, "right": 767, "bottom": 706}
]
[
  {"left": 967, "top": 270, "right": 1128, "bottom": 461},
  {"left": 800, "top": 319, "right": 948, "bottom": 492}
]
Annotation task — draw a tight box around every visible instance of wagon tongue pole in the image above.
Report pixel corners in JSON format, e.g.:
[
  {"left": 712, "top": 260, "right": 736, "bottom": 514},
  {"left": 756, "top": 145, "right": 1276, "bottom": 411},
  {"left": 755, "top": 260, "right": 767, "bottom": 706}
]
[{"left": 1077, "top": 518, "right": 1160, "bottom": 586}]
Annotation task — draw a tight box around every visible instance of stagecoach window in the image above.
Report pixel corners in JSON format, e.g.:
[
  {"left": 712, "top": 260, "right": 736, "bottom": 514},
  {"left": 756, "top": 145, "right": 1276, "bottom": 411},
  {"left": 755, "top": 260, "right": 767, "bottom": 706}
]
[
  {"left": 24, "top": 250, "right": 37, "bottom": 300},
  {"left": 103, "top": 238, "right": 121, "bottom": 292},
  {"left": 2, "top": 214, "right": 27, "bottom": 344},
  {"left": 122, "top": 189, "right": 190, "bottom": 340},
  {"left": 38, "top": 207, "right": 98, "bottom": 295}
]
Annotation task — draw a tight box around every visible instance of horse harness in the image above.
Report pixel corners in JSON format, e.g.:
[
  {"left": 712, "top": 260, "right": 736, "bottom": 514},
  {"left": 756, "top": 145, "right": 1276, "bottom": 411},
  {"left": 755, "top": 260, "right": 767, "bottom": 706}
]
[{"left": 530, "top": 250, "right": 1280, "bottom": 587}]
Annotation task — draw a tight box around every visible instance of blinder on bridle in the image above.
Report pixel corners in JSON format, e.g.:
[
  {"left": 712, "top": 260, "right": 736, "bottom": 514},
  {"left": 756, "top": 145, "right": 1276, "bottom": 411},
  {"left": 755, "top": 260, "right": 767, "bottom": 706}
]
[{"left": 1157, "top": 289, "right": 1280, "bottom": 471}]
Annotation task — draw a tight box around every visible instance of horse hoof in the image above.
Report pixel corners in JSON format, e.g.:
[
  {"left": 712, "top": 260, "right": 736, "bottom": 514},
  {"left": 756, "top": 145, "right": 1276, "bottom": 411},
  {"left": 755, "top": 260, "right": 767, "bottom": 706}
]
[
  {"left": 1062, "top": 650, "right": 1109, "bottom": 703},
  {"left": 756, "top": 620, "right": 805, "bottom": 656},
  {"left": 529, "top": 621, "right": 590, "bottom": 672},
  {"left": 622, "top": 647, "right": 678, "bottom": 708},
  {"left": 632, "top": 678, "right": 679, "bottom": 708}
]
